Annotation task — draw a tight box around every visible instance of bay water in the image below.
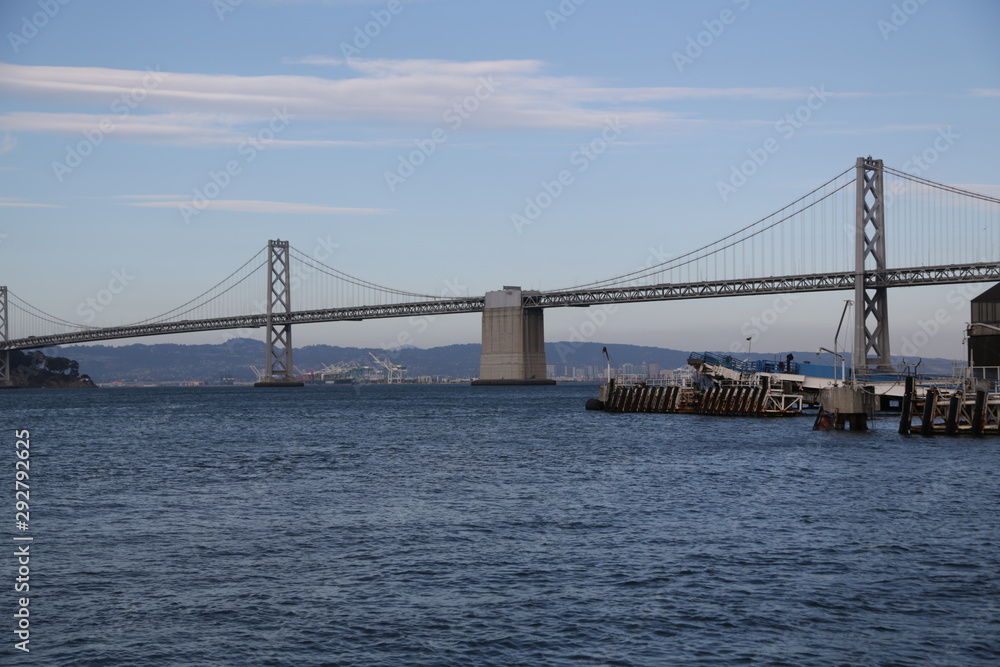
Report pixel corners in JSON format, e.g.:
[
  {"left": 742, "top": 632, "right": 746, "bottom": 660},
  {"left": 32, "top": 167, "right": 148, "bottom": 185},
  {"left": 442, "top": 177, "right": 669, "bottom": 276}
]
[{"left": 2, "top": 385, "right": 998, "bottom": 665}]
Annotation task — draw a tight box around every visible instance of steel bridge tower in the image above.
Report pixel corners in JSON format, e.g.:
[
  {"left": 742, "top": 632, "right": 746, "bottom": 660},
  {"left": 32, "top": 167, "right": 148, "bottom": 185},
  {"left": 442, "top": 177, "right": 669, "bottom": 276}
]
[
  {"left": 854, "top": 156, "right": 891, "bottom": 371},
  {"left": 0, "top": 286, "right": 9, "bottom": 387},
  {"left": 255, "top": 240, "right": 303, "bottom": 387}
]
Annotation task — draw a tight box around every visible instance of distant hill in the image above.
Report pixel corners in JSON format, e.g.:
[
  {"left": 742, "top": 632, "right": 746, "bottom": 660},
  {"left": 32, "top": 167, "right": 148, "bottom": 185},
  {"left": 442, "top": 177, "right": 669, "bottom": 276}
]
[
  {"left": 52, "top": 339, "right": 484, "bottom": 383},
  {"left": 546, "top": 342, "right": 692, "bottom": 372},
  {"left": 51, "top": 338, "right": 962, "bottom": 384},
  {"left": 54, "top": 339, "right": 697, "bottom": 383}
]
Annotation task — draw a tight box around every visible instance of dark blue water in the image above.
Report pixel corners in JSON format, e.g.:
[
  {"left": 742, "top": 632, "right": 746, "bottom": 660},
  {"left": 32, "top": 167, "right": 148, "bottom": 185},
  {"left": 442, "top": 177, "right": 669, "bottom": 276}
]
[{"left": 2, "top": 385, "right": 999, "bottom": 665}]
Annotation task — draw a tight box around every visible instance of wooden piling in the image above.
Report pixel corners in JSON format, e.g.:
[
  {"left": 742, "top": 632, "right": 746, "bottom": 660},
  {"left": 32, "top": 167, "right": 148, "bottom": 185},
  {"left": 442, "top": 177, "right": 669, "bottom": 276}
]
[
  {"left": 921, "top": 387, "right": 938, "bottom": 436},
  {"left": 945, "top": 392, "right": 961, "bottom": 436},
  {"left": 972, "top": 390, "right": 986, "bottom": 437},
  {"left": 655, "top": 386, "right": 668, "bottom": 412},
  {"left": 899, "top": 376, "right": 914, "bottom": 434}
]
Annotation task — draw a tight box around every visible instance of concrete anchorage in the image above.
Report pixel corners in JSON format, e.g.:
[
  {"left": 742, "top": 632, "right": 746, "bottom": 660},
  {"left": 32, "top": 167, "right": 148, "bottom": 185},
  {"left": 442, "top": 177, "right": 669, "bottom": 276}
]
[{"left": 472, "top": 286, "right": 555, "bottom": 385}]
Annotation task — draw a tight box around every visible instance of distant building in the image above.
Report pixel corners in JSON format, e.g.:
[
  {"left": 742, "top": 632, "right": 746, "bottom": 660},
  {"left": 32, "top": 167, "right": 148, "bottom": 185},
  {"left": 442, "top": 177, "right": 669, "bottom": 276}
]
[{"left": 969, "top": 284, "right": 1000, "bottom": 368}]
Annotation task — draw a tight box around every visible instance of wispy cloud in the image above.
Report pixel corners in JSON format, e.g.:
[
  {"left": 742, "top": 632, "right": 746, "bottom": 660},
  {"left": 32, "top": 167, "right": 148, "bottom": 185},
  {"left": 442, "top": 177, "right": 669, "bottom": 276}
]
[
  {"left": 282, "top": 55, "right": 344, "bottom": 67},
  {"left": 0, "top": 133, "right": 15, "bottom": 156},
  {"left": 824, "top": 123, "right": 954, "bottom": 136},
  {"left": 0, "top": 197, "right": 62, "bottom": 208},
  {"left": 255, "top": 0, "right": 399, "bottom": 4},
  {"left": 0, "top": 111, "right": 405, "bottom": 147},
  {"left": 969, "top": 89, "right": 1000, "bottom": 97},
  {"left": 0, "top": 111, "right": 242, "bottom": 144},
  {"left": 112, "top": 194, "right": 189, "bottom": 201},
  {"left": 119, "top": 198, "right": 388, "bottom": 215},
  {"left": 0, "top": 59, "right": 872, "bottom": 146}
]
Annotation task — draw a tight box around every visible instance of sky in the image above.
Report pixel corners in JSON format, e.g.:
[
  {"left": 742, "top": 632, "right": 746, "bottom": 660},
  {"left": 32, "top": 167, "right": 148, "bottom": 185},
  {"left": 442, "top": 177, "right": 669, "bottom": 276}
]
[{"left": 1, "top": 0, "right": 998, "bottom": 362}]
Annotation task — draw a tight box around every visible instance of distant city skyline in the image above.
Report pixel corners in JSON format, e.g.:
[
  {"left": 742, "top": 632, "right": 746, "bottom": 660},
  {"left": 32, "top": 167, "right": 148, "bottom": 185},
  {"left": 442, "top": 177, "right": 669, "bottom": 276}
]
[{"left": 1, "top": 0, "right": 998, "bottom": 359}]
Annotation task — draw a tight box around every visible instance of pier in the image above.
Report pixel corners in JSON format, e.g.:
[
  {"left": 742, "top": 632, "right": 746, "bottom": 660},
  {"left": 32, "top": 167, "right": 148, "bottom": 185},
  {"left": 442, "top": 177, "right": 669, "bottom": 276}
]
[
  {"left": 898, "top": 376, "right": 1000, "bottom": 436},
  {"left": 590, "top": 376, "right": 803, "bottom": 416}
]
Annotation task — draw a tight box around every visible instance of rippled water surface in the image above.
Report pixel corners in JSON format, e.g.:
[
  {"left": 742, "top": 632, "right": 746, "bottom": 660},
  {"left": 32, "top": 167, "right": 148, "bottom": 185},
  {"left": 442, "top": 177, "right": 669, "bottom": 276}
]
[{"left": 3, "top": 384, "right": 999, "bottom": 665}]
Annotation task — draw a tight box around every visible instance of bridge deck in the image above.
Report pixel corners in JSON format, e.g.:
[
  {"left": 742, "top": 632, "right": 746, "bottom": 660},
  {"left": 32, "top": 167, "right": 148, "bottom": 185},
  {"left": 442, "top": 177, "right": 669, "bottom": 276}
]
[{"left": 3, "top": 262, "right": 998, "bottom": 351}]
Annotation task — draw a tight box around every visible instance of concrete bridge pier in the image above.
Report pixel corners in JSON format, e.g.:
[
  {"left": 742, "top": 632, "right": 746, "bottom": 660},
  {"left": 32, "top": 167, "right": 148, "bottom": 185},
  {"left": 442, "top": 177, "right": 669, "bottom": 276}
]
[{"left": 472, "top": 286, "right": 555, "bottom": 385}]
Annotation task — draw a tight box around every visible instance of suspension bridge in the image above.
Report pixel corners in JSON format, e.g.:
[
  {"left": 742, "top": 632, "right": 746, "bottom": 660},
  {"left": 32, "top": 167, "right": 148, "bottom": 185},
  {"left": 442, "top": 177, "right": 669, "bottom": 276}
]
[{"left": 2, "top": 157, "right": 999, "bottom": 386}]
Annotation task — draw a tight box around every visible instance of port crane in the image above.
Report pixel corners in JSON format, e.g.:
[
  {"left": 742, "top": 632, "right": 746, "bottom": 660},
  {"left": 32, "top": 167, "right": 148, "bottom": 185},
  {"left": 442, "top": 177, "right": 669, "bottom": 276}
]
[
  {"left": 318, "top": 360, "right": 369, "bottom": 384},
  {"left": 368, "top": 352, "right": 406, "bottom": 384}
]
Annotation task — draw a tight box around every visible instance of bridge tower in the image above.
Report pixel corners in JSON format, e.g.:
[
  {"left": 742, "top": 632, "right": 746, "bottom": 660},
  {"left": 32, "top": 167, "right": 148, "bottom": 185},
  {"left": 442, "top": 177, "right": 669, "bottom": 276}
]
[
  {"left": 0, "top": 286, "right": 9, "bottom": 387},
  {"left": 472, "top": 286, "right": 555, "bottom": 385},
  {"left": 853, "top": 156, "right": 891, "bottom": 371},
  {"left": 255, "top": 240, "right": 303, "bottom": 387}
]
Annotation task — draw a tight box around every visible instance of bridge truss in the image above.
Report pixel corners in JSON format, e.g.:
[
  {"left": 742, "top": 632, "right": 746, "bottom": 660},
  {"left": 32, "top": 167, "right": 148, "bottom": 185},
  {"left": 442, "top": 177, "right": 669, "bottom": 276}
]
[{"left": 2, "top": 157, "right": 999, "bottom": 385}]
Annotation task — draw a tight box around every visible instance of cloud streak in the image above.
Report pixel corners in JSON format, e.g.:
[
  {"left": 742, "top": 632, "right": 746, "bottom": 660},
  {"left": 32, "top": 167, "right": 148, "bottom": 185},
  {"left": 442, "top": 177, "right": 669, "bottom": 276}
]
[
  {"left": 119, "top": 198, "right": 388, "bottom": 215},
  {"left": 0, "top": 59, "right": 875, "bottom": 146},
  {"left": 0, "top": 197, "right": 62, "bottom": 208},
  {"left": 0, "top": 110, "right": 403, "bottom": 147}
]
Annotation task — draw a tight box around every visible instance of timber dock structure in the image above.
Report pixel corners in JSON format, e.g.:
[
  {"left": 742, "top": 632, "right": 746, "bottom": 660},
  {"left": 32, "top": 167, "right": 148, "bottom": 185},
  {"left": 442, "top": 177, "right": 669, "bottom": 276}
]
[
  {"left": 589, "top": 375, "right": 804, "bottom": 417},
  {"left": 898, "top": 375, "right": 1000, "bottom": 436}
]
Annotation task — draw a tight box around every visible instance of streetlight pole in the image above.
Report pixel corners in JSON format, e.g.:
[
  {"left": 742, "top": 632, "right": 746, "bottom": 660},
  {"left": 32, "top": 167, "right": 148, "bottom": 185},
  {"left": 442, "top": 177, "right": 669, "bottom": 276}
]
[
  {"left": 818, "top": 347, "right": 846, "bottom": 386},
  {"left": 833, "top": 300, "right": 852, "bottom": 384}
]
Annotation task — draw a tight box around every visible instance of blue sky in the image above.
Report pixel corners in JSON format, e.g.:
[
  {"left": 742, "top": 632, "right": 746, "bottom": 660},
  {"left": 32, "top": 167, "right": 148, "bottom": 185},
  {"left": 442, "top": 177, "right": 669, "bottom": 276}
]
[{"left": 1, "top": 0, "right": 998, "bottom": 360}]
